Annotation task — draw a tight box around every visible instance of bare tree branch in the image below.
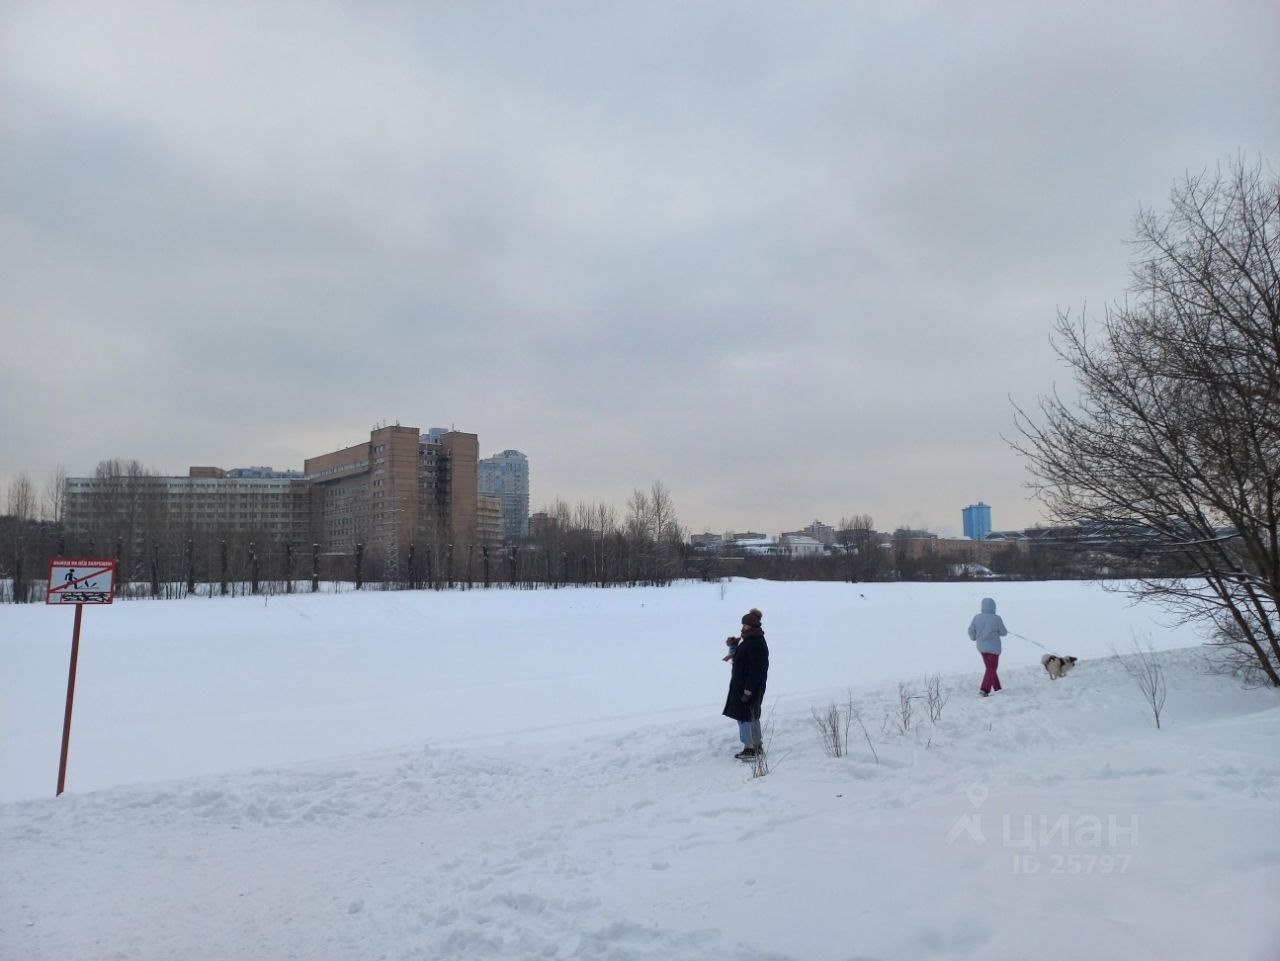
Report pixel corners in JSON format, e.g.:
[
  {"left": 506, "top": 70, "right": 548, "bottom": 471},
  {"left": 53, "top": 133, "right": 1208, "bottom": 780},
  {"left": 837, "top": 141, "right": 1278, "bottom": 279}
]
[{"left": 1012, "top": 157, "right": 1280, "bottom": 685}]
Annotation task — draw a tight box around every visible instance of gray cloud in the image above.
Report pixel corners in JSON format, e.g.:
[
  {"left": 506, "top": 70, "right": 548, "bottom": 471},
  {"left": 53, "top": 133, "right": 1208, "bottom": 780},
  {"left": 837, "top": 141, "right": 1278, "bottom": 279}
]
[{"left": 3, "top": 0, "right": 1277, "bottom": 536}]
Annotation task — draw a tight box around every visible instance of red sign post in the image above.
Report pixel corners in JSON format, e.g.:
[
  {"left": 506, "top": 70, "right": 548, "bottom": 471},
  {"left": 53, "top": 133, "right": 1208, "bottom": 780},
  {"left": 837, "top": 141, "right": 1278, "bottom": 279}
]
[{"left": 47, "top": 558, "right": 117, "bottom": 796}]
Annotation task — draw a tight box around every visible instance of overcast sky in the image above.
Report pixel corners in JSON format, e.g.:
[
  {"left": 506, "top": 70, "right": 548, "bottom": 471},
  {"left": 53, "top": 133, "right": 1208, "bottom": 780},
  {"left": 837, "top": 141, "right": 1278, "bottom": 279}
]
[{"left": 2, "top": 1, "right": 1276, "bottom": 537}]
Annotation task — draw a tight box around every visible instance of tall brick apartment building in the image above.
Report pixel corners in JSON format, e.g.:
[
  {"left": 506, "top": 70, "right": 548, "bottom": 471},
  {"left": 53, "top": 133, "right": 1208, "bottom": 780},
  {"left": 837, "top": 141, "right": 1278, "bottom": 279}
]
[{"left": 304, "top": 425, "right": 478, "bottom": 559}]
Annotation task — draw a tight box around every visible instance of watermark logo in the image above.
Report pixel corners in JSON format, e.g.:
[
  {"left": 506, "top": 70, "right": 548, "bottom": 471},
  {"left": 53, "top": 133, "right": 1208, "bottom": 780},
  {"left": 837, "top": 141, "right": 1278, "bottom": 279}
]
[
  {"left": 944, "top": 783, "right": 990, "bottom": 846},
  {"left": 947, "top": 783, "right": 1137, "bottom": 875}
]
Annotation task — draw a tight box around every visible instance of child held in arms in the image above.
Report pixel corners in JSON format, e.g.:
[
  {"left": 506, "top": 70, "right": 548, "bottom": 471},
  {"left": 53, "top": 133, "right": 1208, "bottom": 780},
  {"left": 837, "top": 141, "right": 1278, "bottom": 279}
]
[{"left": 721, "top": 635, "right": 739, "bottom": 662}]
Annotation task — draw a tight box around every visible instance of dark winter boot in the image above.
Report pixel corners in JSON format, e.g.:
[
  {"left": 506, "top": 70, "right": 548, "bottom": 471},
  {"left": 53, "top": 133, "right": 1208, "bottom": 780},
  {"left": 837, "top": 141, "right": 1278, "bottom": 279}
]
[{"left": 735, "top": 747, "right": 757, "bottom": 760}]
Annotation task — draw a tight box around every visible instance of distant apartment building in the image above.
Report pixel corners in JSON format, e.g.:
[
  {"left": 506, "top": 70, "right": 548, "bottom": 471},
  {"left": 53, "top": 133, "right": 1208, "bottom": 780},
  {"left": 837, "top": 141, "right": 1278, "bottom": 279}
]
[
  {"left": 787, "top": 520, "right": 835, "bottom": 547},
  {"left": 477, "top": 449, "right": 530, "bottom": 541},
  {"left": 893, "top": 528, "right": 937, "bottom": 541},
  {"left": 66, "top": 423, "right": 482, "bottom": 562},
  {"left": 303, "top": 425, "right": 478, "bottom": 558},
  {"left": 962, "top": 502, "right": 992, "bottom": 540},
  {"left": 65, "top": 466, "right": 310, "bottom": 545},
  {"left": 477, "top": 494, "right": 503, "bottom": 549},
  {"left": 426, "top": 429, "right": 479, "bottom": 552},
  {"left": 305, "top": 425, "right": 418, "bottom": 558}
]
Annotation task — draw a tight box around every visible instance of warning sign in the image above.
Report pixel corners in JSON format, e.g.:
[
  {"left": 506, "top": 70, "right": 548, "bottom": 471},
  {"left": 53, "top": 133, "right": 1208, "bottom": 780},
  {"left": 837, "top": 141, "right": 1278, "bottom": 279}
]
[{"left": 47, "top": 558, "right": 117, "bottom": 605}]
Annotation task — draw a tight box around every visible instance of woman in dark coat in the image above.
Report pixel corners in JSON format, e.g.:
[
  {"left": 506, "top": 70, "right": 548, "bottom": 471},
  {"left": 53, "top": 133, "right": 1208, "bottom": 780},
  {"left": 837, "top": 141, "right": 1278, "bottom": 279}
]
[{"left": 723, "top": 608, "right": 769, "bottom": 759}]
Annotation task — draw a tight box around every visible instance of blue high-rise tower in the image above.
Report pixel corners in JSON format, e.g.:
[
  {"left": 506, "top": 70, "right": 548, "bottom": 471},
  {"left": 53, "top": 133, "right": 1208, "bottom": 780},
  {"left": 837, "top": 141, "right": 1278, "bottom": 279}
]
[
  {"left": 478, "top": 449, "right": 530, "bottom": 540},
  {"left": 962, "top": 502, "right": 992, "bottom": 540}
]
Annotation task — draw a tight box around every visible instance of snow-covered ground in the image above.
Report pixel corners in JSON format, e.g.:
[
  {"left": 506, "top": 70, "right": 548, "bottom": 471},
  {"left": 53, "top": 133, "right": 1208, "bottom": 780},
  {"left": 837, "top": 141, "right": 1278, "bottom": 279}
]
[{"left": 2, "top": 580, "right": 1278, "bottom": 960}]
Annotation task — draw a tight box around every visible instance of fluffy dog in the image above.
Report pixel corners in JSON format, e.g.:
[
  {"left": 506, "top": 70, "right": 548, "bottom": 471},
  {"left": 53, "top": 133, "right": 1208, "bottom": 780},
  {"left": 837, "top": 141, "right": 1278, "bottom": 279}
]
[{"left": 1041, "top": 653, "right": 1078, "bottom": 679}]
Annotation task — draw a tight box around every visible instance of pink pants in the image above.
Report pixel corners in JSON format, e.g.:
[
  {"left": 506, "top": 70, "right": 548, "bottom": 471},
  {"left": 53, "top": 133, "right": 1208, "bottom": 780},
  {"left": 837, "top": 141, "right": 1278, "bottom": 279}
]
[{"left": 981, "top": 652, "right": 1002, "bottom": 693}]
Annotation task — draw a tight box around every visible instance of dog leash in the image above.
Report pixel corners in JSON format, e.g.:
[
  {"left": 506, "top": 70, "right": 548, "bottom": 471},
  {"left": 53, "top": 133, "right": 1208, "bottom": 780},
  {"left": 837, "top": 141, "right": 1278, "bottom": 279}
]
[{"left": 1011, "top": 632, "right": 1049, "bottom": 651}]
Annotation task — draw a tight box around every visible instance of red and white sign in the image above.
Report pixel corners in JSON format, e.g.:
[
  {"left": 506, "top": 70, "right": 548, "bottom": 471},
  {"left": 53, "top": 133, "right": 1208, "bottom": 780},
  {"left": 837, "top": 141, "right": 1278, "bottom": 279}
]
[{"left": 46, "top": 558, "right": 117, "bottom": 605}]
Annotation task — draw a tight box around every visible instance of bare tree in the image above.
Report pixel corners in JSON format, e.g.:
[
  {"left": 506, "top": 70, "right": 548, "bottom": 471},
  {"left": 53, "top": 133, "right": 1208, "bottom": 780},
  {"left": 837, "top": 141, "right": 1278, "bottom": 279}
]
[
  {"left": 837, "top": 514, "right": 883, "bottom": 581},
  {"left": 621, "top": 482, "right": 684, "bottom": 585},
  {"left": 567, "top": 500, "right": 621, "bottom": 586},
  {"left": 746, "top": 701, "right": 779, "bottom": 778},
  {"left": 812, "top": 693, "right": 854, "bottom": 758},
  {"left": 5, "top": 473, "right": 37, "bottom": 602},
  {"left": 1114, "top": 635, "right": 1169, "bottom": 730},
  {"left": 924, "top": 673, "right": 950, "bottom": 723},
  {"left": 1013, "top": 158, "right": 1280, "bottom": 686},
  {"left": 6, "top": 473, "right": 36, "bottom": 522},
  {"left": 884, "top": 682, "right": 919, "bottom": 735},
  {"left": 42, "top": 466, "right": 67, "bottom": 525},
  {"left": 625, "top": 487, "right": 651, "bottom": 541},
  {"left": 850, "top": 703, "right": 879, "bottom": 764},
  {"left": 648, "top": 480, "right": 684, "bottom": 584}
]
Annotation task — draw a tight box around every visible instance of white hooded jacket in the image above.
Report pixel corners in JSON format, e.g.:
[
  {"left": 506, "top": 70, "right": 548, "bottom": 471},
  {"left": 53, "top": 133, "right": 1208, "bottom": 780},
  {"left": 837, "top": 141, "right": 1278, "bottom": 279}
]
[{"left": 967, "top": 597, "right": 1008, "bottom": 654}]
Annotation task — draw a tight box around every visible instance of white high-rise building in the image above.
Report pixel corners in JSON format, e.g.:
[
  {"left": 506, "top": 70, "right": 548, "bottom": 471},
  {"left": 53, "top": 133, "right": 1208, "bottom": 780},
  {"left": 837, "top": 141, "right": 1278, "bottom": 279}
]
[{"left": 477, "top": 449, "right": 530, "bottom": 541}]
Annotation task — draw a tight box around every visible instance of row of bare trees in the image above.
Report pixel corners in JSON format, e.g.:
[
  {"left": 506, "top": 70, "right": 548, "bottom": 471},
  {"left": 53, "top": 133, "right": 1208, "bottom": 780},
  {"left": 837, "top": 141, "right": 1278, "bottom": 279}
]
[
  {"left": 522, "top": 481, "right": 688, "bottom": 587},
  {"left": 0, "top": 472, "right": 691, "bottom": 600},
  {"left": 2, "top": 468, "right": 67, "bottom": 602}
]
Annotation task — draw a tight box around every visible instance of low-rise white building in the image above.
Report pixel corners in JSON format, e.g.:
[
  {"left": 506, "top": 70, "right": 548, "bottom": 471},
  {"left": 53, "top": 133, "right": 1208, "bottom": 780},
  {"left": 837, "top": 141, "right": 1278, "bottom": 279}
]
[
  {"left": 728, "top": 536, "right": 779, "bottom": 555},
  {"left": 779, "top": 534, "right": 824, "bottom": 557}
]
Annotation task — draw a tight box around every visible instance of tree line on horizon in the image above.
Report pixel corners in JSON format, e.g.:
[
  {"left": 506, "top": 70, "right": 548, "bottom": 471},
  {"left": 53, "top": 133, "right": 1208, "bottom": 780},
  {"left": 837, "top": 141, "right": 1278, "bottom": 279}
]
[
  {"left": 0, "top": 465, "right": 1193, "bottom": 602},
  {"left": 0, "top": 474, "right": 699, "bottom": 599}
]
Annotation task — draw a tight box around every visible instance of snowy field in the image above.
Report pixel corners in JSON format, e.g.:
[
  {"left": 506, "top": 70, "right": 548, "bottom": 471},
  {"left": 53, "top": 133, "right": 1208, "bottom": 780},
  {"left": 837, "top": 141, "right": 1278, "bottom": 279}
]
[{"left": 2, "top": 579, "right": 1278, "bottom": 960}]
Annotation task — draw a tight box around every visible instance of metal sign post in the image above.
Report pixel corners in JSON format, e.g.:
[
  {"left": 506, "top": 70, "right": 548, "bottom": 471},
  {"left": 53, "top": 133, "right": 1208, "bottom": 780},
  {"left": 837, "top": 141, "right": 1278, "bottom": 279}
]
[{"left": 46, "top": 557, "right": 117, "bottom": 796}]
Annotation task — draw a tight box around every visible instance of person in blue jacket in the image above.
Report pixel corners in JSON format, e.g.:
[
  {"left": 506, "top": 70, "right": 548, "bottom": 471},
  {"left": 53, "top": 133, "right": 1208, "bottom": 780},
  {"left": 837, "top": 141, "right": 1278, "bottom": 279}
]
[{"left": 968, "top": 596, "right": 1008, "bottom": 697}]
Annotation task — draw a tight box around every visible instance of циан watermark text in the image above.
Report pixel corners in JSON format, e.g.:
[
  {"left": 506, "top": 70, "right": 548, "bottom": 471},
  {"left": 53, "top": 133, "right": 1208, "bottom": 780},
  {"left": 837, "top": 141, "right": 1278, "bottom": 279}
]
[{"left": 946, "top": 784, "right": 1137, "bottom": 874}]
